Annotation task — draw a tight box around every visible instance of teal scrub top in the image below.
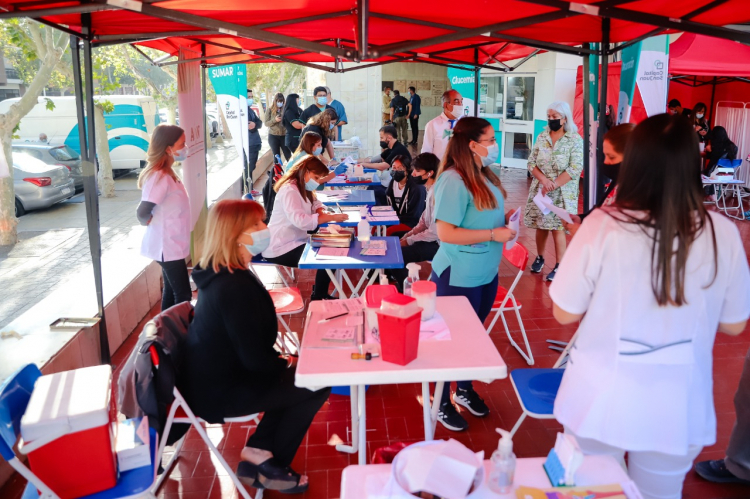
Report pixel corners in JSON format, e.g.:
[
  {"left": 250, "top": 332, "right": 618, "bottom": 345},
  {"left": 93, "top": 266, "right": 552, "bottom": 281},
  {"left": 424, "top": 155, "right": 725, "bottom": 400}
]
[
  {"left": 284, "top": 151, "right": 306, "bottom": 173},
  {"left": 431, "top": 169, "right": 505, "bottom": 288}
]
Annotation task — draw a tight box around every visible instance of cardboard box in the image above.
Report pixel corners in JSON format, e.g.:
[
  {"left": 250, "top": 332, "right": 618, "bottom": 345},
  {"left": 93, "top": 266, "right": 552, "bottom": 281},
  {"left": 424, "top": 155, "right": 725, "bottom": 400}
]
[{"left": 115, "top": 417, "right": 151, "bottom": 472}]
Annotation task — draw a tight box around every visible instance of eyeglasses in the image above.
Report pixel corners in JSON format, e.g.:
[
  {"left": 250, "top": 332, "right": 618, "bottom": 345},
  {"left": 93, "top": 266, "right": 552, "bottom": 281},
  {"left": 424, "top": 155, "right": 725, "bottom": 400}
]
[{"left": 477, "top": 137, "right": 497, "bottom": 144}]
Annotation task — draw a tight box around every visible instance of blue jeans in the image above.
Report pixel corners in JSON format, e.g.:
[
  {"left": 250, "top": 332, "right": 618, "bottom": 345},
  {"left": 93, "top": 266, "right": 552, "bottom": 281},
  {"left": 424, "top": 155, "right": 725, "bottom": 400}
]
[{"left": 431, "top": 266, "right": 499, "bottom": 405}]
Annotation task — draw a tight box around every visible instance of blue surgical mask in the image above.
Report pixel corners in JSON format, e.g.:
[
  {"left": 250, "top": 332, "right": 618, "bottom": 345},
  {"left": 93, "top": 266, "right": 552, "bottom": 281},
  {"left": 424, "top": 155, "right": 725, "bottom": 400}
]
[
  {"left": 479, "top": 142, "right": 499, "bottom": 167},
  {"left": 243, "top": 229, "right": 270, "bottom": 256},
  {"left": 305, "top": 178, "right": 320, "bottom": 191},
  {"left": 313, "top": 146, "right": 323, "bottom": 155},
  {"left": 172, "top": 146, "right": 188, "bottom": 162},
  {"left": 329, "top": 123, "right": 335, "bottom": 130},
  {"left": 247, "top": 98, "right": 254, "bottom": 105},
  {"left": 317, "top": 96, "right": 327, "bottom": 106},
  {"left": 277, "top": 101, "right": 283, "bottom": 108}
]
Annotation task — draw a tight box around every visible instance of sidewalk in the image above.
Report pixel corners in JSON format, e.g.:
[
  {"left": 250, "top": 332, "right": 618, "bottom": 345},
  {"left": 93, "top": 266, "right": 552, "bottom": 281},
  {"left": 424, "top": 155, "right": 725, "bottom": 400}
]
[{"left": 0, "top": 139, "right": 264, "bottom": 330}]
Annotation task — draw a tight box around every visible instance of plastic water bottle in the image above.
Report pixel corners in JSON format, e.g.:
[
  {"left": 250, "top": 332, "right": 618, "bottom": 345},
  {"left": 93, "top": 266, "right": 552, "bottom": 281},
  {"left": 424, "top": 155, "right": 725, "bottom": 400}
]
[
  {"left": 357, "top": 207, "right": 371, "bottom": 242},
  {"left": 488, "top": 428, "right": 516, "bottom": 494},
  {"left": 403, "top": 263, "right": 421, "bottom": 297}
]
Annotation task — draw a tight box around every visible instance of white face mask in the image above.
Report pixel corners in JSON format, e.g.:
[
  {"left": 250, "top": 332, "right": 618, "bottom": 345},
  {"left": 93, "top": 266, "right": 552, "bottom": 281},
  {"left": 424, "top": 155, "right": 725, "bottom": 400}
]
[
  {"left": 696, "top": 113, "right": 704, "bottom": 119},
  {"left": 277, "top": 101, "right": 283, "bottom": 108},
  {"left": 172, "top": 146, "right": 188, "bottom": 162},
  {"left": 450, "top": 103, "right": 463, "bottom": 118}
]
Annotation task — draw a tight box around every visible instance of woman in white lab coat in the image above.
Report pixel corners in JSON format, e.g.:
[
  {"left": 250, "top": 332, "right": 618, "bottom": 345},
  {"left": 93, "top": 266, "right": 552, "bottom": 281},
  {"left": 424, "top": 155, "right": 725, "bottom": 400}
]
[
  {"left": 262, "top": 156, "right": 348, "bottom": 300},
  {"left": 136, "top": 125, "right": 192, "bottom": 311},
  {"left": 549, "top": 114, "right": 750, "bottom": 499}
]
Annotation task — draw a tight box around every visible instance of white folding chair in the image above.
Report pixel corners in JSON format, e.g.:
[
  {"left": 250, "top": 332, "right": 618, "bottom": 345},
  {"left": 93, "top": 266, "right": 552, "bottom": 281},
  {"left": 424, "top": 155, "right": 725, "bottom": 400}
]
[
  {"left": 148, "top": 346, "right": 263, "bottom": 499},
  {"left": 487, "top": 243, "right": 534, "bottom": 365}
]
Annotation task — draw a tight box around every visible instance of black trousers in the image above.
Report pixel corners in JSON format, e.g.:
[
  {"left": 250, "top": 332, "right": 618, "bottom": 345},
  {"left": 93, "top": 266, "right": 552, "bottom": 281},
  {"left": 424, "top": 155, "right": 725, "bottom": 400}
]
[
  {"left": 386, "top": 240, "right": 439, "bottom": 292},
  {"left": 285, "top": 135, "right": 300, "bottom": 154},
  {"left": 261, "top": 171, "right": 277, "bottom": 224},
  {"left": 245, "top": 144, "right": 262, "bottom": 190},
  {"left": 263, "top": 244, "right": 333, "bottom": 297},
  {"left": 223, "top": 367, "right": 331, "bottom": 466},
  {"left": 268, "top": 134, "right": 291, "bottom": 162},
  {"left": 157, "top": 259, "right": 191, "bottom": 311},
  {"left": 410, "top": 116, "right": 419, "bottom": 144}
]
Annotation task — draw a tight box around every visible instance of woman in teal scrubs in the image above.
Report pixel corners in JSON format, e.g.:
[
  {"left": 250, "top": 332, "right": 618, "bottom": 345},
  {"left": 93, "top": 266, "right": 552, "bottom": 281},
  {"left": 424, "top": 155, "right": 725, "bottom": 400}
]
[{"left": 431, "top": 117, "right": 516, "bottom": 432}]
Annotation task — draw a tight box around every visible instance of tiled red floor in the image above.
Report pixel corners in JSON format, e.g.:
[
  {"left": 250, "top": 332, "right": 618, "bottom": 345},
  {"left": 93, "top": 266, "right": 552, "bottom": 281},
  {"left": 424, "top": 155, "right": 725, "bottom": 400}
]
[{"left": 2, "top": 169, "right": 750, "bottom": 499}]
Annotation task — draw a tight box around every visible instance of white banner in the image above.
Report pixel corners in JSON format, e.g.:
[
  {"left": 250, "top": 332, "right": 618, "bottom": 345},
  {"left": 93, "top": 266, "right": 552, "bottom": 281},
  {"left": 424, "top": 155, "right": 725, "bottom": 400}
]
[
  {"left": 177, "top": 48, "right": 206, "bottom": 229},
  {"left": 635, "top": 37, "right": 669, "bottom": 117}
]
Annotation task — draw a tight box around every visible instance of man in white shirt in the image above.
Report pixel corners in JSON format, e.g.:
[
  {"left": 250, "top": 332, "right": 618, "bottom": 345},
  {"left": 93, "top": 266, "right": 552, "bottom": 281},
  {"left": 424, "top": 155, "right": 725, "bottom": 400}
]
[{"left": 421, "top": 90, "right": 464, "bottom": 160}]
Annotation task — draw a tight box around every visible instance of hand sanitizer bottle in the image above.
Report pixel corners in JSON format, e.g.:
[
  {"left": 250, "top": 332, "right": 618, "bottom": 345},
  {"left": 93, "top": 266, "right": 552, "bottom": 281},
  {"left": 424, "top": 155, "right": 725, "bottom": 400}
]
[
  {"left": 403, "top": 263, "right": 421, "bottom": 297},
  {"left": 357, "top": 207, "right": 371, "bottom": 243},
  {"left": 489, "top": 428, "right": 516, "bottom": 494}
]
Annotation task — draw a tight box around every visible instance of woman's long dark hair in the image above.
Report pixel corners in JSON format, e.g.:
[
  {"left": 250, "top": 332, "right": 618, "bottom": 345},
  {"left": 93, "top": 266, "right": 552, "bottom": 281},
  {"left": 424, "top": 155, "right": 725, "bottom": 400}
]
[
  {"left": 438, "top": 117, "right": 506, "bottom": 209},
  {"left": 613, "top": 113, "right": 717, "bottom": 307},
  {"left": 710, "top": 126, "right": 734, "bottom": 155},
  {"left": 282, "top": 93, "right": 301, "bottom": 120}
]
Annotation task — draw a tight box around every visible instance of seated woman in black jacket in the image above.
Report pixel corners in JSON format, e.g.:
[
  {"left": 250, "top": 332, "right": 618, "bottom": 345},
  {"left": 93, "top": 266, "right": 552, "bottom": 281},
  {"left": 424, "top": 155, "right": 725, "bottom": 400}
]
[
  {"left": 179, "top": 199, "right": 330, "bottom": 494},
  {"left": 704, "top": 126, "right": 738, "bottom": 200},
  {"left": 385, "top": 154, "right": 426, "bottom": 231}
]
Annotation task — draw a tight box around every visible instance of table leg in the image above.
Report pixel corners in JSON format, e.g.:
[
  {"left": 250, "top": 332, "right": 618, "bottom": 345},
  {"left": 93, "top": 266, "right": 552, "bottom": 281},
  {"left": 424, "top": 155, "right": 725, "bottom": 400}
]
[
  {"left": 421, "top": 381, "right": 445, "bottom": 441},
  {"left": 430, "top": 381, "right": 445, "bottom": 440},
  {"left": 335, "top": 385, "right": 359, "bottom": 455},
  {"left": 326, "top": 269, "right": 349, "bottom": 298},
  {"left": 340, "top": 270, "right": 361, "bottom": 298},
  {"left": 357, "top": 384, "right": 367, "bottom": 464}
]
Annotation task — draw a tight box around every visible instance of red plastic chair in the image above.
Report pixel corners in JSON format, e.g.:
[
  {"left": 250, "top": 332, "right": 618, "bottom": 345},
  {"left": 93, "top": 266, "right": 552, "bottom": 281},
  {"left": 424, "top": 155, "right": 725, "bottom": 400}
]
[
  {"left": 487, "top": 243, "right": 534, "bottom": 365},
  {"left": 268, "top": 287, "right": 304, "bottom": 355},
  {"left": 386, "top": 223, "right": 413, "bottom": 236}
]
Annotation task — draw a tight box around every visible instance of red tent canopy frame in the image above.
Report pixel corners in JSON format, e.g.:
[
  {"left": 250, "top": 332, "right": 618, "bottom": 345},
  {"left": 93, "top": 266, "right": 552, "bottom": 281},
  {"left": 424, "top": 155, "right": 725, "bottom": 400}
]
[{"left": 1, "top": 1, "right": 749, "bottom": 71}]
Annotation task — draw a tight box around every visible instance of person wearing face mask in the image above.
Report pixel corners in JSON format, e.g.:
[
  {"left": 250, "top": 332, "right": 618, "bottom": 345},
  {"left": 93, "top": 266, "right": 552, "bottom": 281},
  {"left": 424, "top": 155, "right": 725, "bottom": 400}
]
[
  {"left": 245, "top": 89, "right": 264, "bottom": 193},
  {"left": 385, "top": 153, "right": 440, "bottom": 291},
  {"left": 181, "top": 199, "right": 331, "bottom": 494},
  {"left": 692, "top": 102, "right": 710, "bottom": 145},
  {"left": 382, "top": 86, "right": 393, "bottom": 124},
  {"left": 563, "top": 124, "right": 635, "bottom": 237},
  {"left": 136, "top": 125, "right": 192, "bottom": 311},
  {"left": 282, "top": 93, "right": 305, "bottom": 153},
  {"left": 431, "top": 117, "right": 516, "bottom": 432},
  {"left": 389, "top": 89, "right": 411, "bottom": 145},
  {"left": 301, "top": 108, "right": 339, "bottom": 163},
  {"left": 262, "top": 156, "right": 348, "bottom": 300},
  {"left": 299, "top": 86, "right": 334, "bottom": 126},
  {"left": 325, "top": 86, "right": 348, "bottom": 141},
  {"left": 421, "top": 89, "right": 464, "bottom": 161},
  {"left": 361, "top": 125, "right": 410, "bottom": 205},
  {"left": 264, "top": 92, "right": 292, "bottom": 162},
  {"left": 523, "top": 101, "right": 583, "bottom": 282},
  {"left": 667, "top": 98, "right": 693, "bottom": 121},
  {"left": 385, "top": 154, "right": 426, "bottom": 230}
]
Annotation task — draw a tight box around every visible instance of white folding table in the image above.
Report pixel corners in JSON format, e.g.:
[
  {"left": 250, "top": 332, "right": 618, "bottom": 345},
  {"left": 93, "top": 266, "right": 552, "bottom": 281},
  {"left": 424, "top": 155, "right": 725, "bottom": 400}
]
[
  {"left": 340, "top": 455, "right": 642, "bottom": 498},
  {"left": 295, "top": 296, "right": 507, "bottom": 464},
  {"left": 702, "top": 177, "right": 747, "bottom": 220}
]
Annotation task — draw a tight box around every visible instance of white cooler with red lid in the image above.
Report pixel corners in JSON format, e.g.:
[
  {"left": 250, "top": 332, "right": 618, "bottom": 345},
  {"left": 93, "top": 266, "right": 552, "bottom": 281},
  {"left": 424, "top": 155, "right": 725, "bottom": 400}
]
[{"left": 20, "top": 365, "right": 117, "bottom": 499}]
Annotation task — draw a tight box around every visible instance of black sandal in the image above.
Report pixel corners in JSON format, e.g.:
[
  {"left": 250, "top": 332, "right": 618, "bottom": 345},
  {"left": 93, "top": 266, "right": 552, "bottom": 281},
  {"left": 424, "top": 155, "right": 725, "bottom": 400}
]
[
  {"left": 255, "top": 458, "right": 308, "bottom": 492},
  {"left": 236, "top": 461, "right": 264, "bottom": 489}
]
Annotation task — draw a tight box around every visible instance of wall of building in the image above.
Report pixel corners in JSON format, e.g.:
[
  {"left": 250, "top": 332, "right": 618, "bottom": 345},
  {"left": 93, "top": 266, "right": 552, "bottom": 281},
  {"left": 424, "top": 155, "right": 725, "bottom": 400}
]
[
  {"left": 382, "top": 63, "right": 450, "bottom": 126},
  {"left": 533, "top": 51, "right": 583, "bottom": 136}
]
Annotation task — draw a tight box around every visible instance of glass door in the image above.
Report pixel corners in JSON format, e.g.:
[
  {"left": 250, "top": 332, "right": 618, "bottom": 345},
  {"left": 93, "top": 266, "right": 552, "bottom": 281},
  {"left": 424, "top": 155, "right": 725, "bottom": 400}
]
[{"left": 479, "top": 74, "right": 536, "bottom": 169}]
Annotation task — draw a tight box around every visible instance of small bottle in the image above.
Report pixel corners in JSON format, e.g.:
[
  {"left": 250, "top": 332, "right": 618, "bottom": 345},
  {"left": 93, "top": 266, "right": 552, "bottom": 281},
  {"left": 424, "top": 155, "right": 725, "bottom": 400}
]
[
  {"left": 403, "top": 263, "right": 421, "bottom": 297},
  {"left": 379, "top": 273, "right": 389, "bottom": 285},
  {"left": 357, "top": 207, "right": 371, "bottom": 242},
  {"left": 489, "top": 428, "right": 516, "bottom": 494}
]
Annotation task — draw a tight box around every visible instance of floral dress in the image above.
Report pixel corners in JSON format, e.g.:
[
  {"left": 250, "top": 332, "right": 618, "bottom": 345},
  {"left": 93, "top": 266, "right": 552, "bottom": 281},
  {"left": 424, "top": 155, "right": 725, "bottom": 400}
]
[{"left": 524, "top": 129, "right": 584, "bottom": 230}]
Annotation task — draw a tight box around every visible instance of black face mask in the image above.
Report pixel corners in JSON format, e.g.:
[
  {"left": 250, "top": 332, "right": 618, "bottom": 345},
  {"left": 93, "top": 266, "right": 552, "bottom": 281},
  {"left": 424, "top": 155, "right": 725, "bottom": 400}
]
[
  {"left": 379, "top": 140, "right": 389, "bottom": 149},
  {"left": 413, "top": 174, "right": 429, "bottom": 185},
  {"left": 548, "top": 119, "right": 563, "bottom": 132},
  {"left": 601, "top": 162, "right": 620, "bottom": 183},
  {"left": 391, "top": 170, "right": 406, "bottom": 182}
]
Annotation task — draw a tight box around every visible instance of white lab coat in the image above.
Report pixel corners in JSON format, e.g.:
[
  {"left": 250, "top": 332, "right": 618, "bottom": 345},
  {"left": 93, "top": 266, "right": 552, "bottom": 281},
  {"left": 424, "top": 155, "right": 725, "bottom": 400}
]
[
  {"left": 550, "top": 209, "right": 750, "bottom": 456},
  {"left": 140, "top": 172, "right": 191, "bottom": 262},
  {"left": 421, "top": 112, "right": 459, "bottom": 161},
  {"left": 263, "top": 181, "right": 324, "bottom": 259}
]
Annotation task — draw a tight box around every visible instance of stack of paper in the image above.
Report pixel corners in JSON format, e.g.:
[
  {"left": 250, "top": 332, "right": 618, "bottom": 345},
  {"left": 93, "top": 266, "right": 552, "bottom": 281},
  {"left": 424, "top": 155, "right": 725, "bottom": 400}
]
[
  {"left": 360, "top": 239, "right": 387, "bottom": 256},
  {"left": 506, "top": 206, "right": 521, "bottom": 250},
  {"left": 367, "top": 207, "right": 399, "bottom": 222},
  {"left": 317, "top": 189, "right": 351, "bottom": 202},
  {"left": 310, "top": 228, "right": 354, "bottom": 248}
]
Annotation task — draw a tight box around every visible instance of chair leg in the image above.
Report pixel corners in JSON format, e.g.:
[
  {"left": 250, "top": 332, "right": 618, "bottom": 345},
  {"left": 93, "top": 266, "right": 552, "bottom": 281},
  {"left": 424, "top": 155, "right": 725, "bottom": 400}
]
[
  {"left": 509, "top": 412, "right": 527, "bottom": 438},
  {"left": 514, "top": 303, "right": 534, "bottom": 366},
  {"left": 486, "top": 307, "right": 501, "bottom": 334},
  {"left": 277, "top": 315, "right": 300, "bottom": 354},
  {"left": 152, "top": 399, "right": 182, "bottom": 494},
  {"left": 500, "top": 305, "right": 534, "bottom": 365},
  {"left": 153, "top": 432, "right": 186, "bottom": 493}
]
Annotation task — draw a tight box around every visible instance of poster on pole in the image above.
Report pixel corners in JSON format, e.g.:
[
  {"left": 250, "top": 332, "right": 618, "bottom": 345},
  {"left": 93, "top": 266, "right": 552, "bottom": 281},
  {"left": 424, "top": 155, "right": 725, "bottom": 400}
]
[
  {"left": 208, "top": 64, "right": 246, "bottom": 161},
  {"left": 617, "top": 42, "right": 641, "bottom": 124},
  {"left": 587, "top": 47, "right": 599, "bottom": 210},
  {"left": 177, "top": 48, "right": 206, "bottom": 230},
  {"left": 446, "top": 66, "right": 476, "bottom": 117},
  {"left": 237, "top": 65, "right": 249, "bottom": 162},
  {"left": 635, "top": 36, "right": 669, "bottom": 118}
]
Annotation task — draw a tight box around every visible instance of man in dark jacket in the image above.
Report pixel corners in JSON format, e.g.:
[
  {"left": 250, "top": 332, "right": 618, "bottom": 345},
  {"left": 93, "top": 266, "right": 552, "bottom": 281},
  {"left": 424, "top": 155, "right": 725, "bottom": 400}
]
[
  {"left": 408, "top": 86, "right": 421, "bottom": 145},
  {"left": 299, "top": 86, "right": 334, "bottom": 125},
  {"left": 390, "top": 90, "right": 410, "bottom": 145},
  {"left": 246, "top": 89, "right": 263, "bottom": 192}
]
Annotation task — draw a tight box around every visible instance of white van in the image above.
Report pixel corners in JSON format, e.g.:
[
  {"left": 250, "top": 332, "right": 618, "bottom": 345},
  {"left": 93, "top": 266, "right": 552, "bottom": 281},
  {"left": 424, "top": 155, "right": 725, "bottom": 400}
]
[{"left": 0, "top": 95, "right": 159, "bottom": 171}]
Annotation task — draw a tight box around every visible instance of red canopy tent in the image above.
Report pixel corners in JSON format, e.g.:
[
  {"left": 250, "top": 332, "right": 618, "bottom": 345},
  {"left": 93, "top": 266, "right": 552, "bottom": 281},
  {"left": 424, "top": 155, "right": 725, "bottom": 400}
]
[{"left": 573, "top": 33, "right": 750, "bottom": 132}]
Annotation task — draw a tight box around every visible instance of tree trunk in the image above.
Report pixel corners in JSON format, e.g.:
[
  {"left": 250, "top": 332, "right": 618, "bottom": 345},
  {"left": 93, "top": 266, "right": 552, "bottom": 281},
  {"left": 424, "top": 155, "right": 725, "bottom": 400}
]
[
  {"left": 166, "top": 106, "right": 176, "bottom": 125},
  {"left": 94, "top": 105, "right": 115, "bottom": 198},
  {"left": 0, "top": 131, "right": 16, "bottom": 246}
]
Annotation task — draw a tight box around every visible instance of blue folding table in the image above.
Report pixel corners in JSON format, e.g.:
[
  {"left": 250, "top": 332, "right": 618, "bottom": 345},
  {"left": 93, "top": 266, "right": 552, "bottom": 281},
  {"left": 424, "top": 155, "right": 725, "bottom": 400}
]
[
  {"left": 298, "top": 236, "right": 403, "bottom": 298},
  {"left": 320, "top": 208, "right": 400, "bottom": 236},
  {"left": 318, "top": 189, "right": 376, "bottom": 206}
]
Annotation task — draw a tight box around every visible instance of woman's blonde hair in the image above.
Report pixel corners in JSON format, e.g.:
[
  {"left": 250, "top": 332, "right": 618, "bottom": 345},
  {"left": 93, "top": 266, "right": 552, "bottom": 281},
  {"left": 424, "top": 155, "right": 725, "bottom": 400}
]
[
  {"left": 308, "top": 108, "right": 338, "bottom": 140},
  {"left": 138, "top": 124, "right": 184, "bottom": 188},
  {"left": 274, "top": 155, "right": 329, "bottom": 204},
  {"left": 438, "top": 117, "right": 506, "bottom": 210},
  {"left": 199, "top": 199, "right": 266, "bottom": 273}
]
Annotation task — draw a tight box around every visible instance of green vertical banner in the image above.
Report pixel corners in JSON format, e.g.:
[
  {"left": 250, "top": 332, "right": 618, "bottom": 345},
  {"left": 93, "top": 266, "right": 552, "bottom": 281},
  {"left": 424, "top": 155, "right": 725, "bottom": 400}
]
[
  {"left": 617, "top": 42, "right": 641, "bottom": 124},
  {"left": 209, "top": 64, "right": 247, "bottom": 162},
  {"left": 636, "top": 35, "right": 670, "bottom": 117},
  {"left": 447, "top": 65, "right": 476, "bottom": 117},
  {"left": 587, "top": 45, "right": 599, "bottom": 209}
]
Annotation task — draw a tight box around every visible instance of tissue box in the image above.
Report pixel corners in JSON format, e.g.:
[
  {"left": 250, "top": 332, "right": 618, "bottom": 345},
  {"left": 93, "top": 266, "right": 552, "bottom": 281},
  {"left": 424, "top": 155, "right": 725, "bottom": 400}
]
[{"left": 115, "top": 417, "right": 151, "bottom": 472}]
